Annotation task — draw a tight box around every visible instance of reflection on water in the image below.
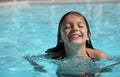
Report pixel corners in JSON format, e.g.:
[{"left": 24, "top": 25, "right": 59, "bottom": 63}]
[
  {"left": 23, "top": 55, "right": 120, "bottom": 77},
  {"left": 1, "top": 54, "right": 120, "bottom": 77},
  {"left": 0, "top": 55, "right": 34, "bottom": 77}
]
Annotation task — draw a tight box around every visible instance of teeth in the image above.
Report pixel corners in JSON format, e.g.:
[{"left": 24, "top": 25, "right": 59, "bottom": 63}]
[
  {"left": 72, "top": 35, "right": 79, "bottom": 37},
  {"left": 70, "top": 34, "right": 81, "bottom": 38}
]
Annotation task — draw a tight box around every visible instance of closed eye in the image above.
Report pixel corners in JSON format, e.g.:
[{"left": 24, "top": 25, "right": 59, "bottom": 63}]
[
  {"left": 78, "top": 22, "right": 84, "bottom": 28},
  {"left": 63, "top": 23, "right": 72, "bottom": 29}
]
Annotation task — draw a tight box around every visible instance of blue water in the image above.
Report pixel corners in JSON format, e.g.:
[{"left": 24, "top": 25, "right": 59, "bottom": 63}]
[{"left": 0, "top": 2, "right": 120, "bottom": 77}]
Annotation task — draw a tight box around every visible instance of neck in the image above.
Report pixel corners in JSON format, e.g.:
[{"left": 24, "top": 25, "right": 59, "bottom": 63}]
[{"left": 64, "top": 43, "right": 87, "bottom": 59}]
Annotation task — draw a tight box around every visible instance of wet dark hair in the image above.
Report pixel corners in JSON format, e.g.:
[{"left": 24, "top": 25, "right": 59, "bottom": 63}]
[{"left": 46, "top": 11, "right": 94, "bottom": 59}]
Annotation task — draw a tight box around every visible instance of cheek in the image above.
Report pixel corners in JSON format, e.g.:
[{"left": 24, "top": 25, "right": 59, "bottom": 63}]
[
  {"left": 60, "top": 29, "right": 65, "bottom": 38},
  {"left": 81, "top": 28, "right": 89, "bottom": 38},
  {"left": 62, "top": 29, "right": 70, "bottom": 36},
  {"left": 60, "top": 29, "right": 70, "bottom": 41},
  {"left": 63, "top": 30, "right": 69, "bottom": 35}
]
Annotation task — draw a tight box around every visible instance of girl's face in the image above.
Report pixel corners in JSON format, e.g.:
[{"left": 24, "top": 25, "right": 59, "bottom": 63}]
[{"left": 60, "top": 14, "right": 90, "bottom": 45}]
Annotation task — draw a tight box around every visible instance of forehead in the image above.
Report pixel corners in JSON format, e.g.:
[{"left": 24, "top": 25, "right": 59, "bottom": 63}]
[{"left": 64, "top": 13, "right": 85, "bottom": 22}]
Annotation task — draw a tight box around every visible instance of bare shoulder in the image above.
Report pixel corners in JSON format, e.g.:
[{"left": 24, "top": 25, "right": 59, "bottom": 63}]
[{"left": 86, "top": 48, "right": 109, "bottom": 59}]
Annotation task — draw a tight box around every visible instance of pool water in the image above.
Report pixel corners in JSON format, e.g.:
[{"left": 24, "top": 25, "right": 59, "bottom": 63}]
[{"left": 0, "top": 2, "right": 120, "bottom": 77}]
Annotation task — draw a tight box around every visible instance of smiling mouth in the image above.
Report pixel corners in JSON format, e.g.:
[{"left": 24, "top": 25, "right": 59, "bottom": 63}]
[{"left": 69, "top": 34, "right": 82, "bottom": 40}]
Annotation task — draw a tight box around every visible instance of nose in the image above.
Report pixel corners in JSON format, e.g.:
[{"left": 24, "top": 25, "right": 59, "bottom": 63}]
[
  {"left": 73, "top": 28, "right": 78, "bottom": 32},
  {"left": 72, "top": 25, "right": 79, "bottom": 32}
]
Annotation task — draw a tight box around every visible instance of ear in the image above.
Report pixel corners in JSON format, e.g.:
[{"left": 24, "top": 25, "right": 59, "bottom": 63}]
[{"left": 87, "top": 33, "right": 91, "bottom": 40}]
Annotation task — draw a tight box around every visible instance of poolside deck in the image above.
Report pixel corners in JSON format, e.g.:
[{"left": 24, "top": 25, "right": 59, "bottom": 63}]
[{"left": 0, "top": 0, "right": 120, "bottom": 5}]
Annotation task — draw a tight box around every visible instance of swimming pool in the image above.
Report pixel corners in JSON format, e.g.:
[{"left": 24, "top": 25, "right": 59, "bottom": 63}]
[{"left": 0, "top": 2, "right": 120, "bottom": 77}]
